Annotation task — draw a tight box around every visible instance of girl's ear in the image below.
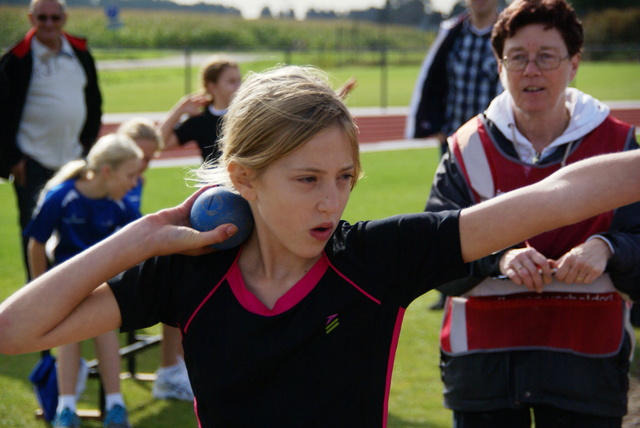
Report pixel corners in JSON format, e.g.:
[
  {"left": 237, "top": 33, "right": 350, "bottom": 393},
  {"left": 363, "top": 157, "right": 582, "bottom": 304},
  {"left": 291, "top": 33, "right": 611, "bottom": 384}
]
[
  {"left": 228, "top": 161, "right": 256, "bottom": 201},
  {"left": 98, "top": 164, "right": 113, "bottom": 179}
]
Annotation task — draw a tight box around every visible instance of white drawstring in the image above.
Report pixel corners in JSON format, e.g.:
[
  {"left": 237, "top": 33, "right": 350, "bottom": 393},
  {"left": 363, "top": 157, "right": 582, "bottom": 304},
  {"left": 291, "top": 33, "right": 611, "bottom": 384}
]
[{"left": 509, "top": 122, "right": 574, "bottom": 167}]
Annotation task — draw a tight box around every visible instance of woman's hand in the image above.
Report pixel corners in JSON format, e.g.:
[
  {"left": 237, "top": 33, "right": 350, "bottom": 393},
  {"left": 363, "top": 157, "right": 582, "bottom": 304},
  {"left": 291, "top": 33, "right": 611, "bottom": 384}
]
[
  {"left": 499, "top": 246, "right": 555, "bottom": 293},
  {"left": 553, "top": 238, "right": 611, "bottom": 284}
]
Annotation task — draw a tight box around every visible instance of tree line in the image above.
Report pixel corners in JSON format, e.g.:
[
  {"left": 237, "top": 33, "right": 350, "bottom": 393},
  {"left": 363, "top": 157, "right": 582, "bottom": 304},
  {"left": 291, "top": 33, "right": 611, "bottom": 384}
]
[{"left": 1, "top": 0, "right": 636, "bottom": 27}]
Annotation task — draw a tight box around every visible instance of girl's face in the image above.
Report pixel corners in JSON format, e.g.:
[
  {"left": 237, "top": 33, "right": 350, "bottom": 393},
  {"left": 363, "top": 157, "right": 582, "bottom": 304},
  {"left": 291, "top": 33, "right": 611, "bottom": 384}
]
[
  {"left": 207, "top": 66, "right": 242, "bottom": 109},
  {"left": 134, "top": 138, "right": 158, "bottom": 173},
  {"left": 105, "top": 158, "right": 141, "bottom": 200},
  {"left": 245, "top": 126, "right": 355, "bottom": 260}
]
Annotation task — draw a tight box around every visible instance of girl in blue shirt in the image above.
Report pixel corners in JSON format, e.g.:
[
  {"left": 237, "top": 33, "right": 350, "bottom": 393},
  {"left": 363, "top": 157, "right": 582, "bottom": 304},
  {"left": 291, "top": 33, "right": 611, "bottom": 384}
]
[{"left": 25, "top": 133, "right": 142, "bottom": 428}]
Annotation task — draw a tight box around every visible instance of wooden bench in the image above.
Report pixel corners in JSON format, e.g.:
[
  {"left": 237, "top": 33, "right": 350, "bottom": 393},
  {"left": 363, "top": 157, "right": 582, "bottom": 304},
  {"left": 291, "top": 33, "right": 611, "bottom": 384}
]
[{"left": 35, "top": 331, "right": 162, "bottom": 420}]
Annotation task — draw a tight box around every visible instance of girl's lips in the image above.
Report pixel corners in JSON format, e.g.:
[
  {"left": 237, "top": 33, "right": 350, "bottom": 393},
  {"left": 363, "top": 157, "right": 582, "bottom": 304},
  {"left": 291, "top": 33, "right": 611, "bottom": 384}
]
[{"left": 310, "top": 223, "right": 334, "bottom": 241}]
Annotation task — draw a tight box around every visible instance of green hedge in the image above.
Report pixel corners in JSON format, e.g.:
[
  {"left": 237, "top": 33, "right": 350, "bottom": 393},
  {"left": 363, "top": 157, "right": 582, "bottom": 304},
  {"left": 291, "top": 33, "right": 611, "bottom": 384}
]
[{"left": 0, "top": 6, "right": 433, "bottom": 51}]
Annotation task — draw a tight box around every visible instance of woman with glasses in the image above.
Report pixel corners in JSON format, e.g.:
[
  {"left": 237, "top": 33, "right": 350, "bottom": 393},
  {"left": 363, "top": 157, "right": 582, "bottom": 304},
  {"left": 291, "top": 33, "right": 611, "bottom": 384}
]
[{"left": 425, "top": 0, "right": 640, "bottom": 426}]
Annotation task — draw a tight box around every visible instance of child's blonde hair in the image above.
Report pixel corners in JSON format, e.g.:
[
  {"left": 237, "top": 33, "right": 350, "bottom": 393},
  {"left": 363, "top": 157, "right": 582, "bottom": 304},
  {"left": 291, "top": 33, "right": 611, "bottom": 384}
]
[
  {"left": 117, "top": 117, "right": 164, "bottom": 151},
  {"left": 42, "top": 134, "right": 143, "bottom": 196},
  {"left": 195, "top": 66, "right": 361, "bottom": 189}
]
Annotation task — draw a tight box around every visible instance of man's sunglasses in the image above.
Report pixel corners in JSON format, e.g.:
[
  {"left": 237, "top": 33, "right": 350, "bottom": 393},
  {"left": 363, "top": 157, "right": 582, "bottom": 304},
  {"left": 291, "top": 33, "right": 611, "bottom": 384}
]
[{"left": 36, "top": 14, "right": 62, "bottom": 22}]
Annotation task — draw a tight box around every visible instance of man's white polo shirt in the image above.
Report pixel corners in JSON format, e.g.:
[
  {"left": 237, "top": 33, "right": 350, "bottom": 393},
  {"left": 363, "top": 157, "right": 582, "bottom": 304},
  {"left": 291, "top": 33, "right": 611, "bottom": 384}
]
[{"left": 18, "top": 35, "right": 88, "bottom": 170}]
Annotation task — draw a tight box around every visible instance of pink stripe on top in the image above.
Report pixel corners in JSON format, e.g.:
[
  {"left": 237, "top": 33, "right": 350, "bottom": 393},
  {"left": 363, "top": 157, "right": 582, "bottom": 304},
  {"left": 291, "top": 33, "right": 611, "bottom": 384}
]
[
  {"left": 383, "top": 308, "right": 406, "bottom": 427},
  {"left": 227, "top": 253, "right": 329, "bottom": 316},
  {"left": 183, "top": 251, "right": 242, "bottom": 333},
  {"left": 324, "top": 256, "right": 381, "bottom": 305}
]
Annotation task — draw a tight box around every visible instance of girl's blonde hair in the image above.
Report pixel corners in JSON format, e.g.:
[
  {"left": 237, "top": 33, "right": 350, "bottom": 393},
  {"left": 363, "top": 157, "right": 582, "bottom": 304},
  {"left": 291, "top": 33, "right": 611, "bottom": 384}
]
[
  {"left": 195, "top": 66, "right": 361, "bottom": 189},
  {"left": 117, "top": 117, "right": 164, "bottom": 151},
  {"left": 42, "top": 134, "right": 143, "bottom": 196}
]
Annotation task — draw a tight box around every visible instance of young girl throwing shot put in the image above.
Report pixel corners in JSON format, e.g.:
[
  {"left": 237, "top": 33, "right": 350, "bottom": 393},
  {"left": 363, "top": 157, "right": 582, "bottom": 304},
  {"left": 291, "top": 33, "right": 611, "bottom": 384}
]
[
  {"left": 24, "top": 134, "right": 141, "bottom": 427},
  {"left": 2, "top": 66, "right": 640, "bottom": 427}
]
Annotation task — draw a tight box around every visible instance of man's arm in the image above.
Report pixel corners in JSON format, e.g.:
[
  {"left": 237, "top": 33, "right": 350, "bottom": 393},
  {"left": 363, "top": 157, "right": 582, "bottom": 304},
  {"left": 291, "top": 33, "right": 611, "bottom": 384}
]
[
  {"left": 0, "top": 51, "right": 29, "bottom": 178},
  {"left": 78, "top": 48, "right": 102, "bottom": 154}
]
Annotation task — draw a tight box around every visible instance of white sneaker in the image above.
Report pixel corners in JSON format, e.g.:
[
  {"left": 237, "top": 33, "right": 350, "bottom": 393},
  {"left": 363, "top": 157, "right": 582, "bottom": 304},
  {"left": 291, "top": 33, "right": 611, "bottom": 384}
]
[
  {"left": 75, "top": 358, "right": 89, "bottom": 398},
  {"left": 152, "top": 359, "right": 194, "bottom": 401}
]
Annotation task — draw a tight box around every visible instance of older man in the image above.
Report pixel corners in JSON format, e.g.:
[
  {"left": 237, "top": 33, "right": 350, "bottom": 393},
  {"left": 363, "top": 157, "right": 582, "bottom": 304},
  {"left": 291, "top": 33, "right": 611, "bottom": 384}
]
[{"left": 0, "top": 0, "right": 102, "bottom": 281}]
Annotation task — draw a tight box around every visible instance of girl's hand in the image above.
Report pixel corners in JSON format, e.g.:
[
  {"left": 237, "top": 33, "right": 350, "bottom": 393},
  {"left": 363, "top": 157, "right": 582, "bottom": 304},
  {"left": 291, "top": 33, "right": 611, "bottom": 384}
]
[
  {"left": 138, "top": 188, "right": 238, "bottom": 257},
  {"left": 178, "top": 94, "right": 210, "bottom": 117}
]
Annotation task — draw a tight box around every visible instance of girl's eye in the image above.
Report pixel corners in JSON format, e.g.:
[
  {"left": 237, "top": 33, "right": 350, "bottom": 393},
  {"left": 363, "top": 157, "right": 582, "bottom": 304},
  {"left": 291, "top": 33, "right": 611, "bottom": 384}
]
[
  {"left": 298, "top": 176, "right": 317, "bottom": 183},
  {"left": 340, "top": 173, "right": 354, "bottom": 181}
]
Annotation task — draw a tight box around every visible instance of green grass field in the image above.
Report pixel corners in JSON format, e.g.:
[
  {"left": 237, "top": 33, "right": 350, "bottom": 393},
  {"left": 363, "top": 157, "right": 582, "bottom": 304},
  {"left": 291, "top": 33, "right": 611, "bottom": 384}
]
[
  {"left": 0, "top": 147, "right": 455, "bottom": 427},
  {"left": 97, "top": 59, "right": 640, "bottom": 113}
]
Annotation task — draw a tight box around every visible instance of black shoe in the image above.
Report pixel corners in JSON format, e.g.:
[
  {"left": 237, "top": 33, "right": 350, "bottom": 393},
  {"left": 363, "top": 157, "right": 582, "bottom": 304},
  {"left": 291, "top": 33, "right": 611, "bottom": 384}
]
[{"left": 429, "top": 295, "right": 446, "bottom": 311}]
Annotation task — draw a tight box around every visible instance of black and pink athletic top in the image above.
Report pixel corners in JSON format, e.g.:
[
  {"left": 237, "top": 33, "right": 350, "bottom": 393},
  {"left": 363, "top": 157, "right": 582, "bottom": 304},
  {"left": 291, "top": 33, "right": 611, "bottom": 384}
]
[{"left": 109, "top": 211, "right": 466, "bottom": 427}]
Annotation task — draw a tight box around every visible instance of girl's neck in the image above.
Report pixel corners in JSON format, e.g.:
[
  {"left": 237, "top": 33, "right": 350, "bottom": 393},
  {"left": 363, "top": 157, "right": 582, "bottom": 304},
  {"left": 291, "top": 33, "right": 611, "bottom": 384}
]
[
  {"left": 211, "top": 100, "right": 229, "bottom": 112},
  {"left": 238, "top": 236, "right": 321, "bottom": 310},
  {"left": 74, "top": 176, "right": 109, "bottom": 199}
]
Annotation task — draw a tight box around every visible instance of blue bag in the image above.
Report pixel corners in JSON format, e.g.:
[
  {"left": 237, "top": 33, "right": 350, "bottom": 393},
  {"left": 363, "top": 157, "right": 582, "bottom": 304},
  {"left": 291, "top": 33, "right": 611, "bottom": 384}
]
[{"left": 28, "top": 350, "right": 59, "bottom": 422}]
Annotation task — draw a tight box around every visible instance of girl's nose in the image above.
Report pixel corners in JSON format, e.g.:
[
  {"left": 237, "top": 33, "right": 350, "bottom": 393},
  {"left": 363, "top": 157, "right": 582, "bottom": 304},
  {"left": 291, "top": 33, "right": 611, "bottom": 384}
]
[{"left": 318, "top": 185, "right": 340, "bottom": 213}]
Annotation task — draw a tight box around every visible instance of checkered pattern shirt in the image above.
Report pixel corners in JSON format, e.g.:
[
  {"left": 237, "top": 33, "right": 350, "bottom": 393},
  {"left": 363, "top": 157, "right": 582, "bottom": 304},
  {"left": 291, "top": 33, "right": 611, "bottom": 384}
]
[{"left": 443, "top": 18, "right": 501, "bottom": 136}]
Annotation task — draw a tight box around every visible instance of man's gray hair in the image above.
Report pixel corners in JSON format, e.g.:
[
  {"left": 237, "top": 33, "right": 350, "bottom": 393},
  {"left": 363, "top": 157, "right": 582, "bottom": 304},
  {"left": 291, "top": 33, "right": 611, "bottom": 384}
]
[{"left": 29, "top": 0, "right": 67, "bottom": 13}]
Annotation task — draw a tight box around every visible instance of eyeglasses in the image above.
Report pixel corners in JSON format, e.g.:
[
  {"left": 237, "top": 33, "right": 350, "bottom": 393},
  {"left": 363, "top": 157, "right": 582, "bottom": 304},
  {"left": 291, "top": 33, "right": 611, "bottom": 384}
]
[
  {"left": 501, "top": 53, "right": 570, "bottom": 71},
  {"left": 36, "top": 14, "right": 62, "bottom": 22}
]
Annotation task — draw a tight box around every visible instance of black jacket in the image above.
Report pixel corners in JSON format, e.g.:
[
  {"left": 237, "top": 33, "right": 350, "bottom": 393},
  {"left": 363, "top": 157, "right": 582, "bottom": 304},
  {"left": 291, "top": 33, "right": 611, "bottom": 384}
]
[{"left": 0, "top": 28, "right": 102, "bottom": 178}]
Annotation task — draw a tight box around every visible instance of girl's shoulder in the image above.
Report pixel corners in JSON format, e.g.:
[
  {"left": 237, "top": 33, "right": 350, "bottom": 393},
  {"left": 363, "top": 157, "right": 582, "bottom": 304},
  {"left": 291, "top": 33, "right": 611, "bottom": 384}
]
[
  {"left": 41, "top": 179, "right": 79, "bottom": 204},
  {"left": 50, "top": 178, "right": 77, "bottom": 192}
]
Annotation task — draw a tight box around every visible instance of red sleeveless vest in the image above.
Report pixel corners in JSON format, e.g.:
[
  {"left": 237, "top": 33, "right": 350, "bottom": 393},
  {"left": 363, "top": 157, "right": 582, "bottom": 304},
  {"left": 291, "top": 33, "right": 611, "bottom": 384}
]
[{"left": 441, "top": 115, "right": 632, "bottom": 357}]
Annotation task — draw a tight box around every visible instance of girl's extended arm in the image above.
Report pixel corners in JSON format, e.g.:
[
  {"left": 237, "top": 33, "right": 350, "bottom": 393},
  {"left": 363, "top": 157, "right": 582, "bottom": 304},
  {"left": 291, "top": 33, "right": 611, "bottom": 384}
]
[
  {"left": 0, "top": 189, "right": 237, "bottom": 355},
  {"left": 460, "top": 150, "right": 640, "bottom": 263}
]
